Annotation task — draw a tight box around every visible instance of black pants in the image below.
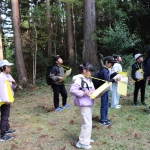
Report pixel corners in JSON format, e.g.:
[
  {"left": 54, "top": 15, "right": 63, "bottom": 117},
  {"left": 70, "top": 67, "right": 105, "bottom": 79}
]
[
  {"left": 134, "top": 80, "right": 146, "bottom": 104},
  {"left": 52, "top": 84, "right": 67, "bottom": 109},
  {"left": 0, "top": 104, "right": 10, "bottom": 137}
]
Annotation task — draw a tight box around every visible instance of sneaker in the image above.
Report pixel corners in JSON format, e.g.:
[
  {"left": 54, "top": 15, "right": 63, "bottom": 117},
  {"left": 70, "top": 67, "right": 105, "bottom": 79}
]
[
  {"left": 90, "top": 139, "right": 94, "bottom": 143},
  {"left": 100, "top": 121, "right": 110, "bottom": 127},
  {"left": 133, "top": 103, "right": 137, "bottom": 106},
  {"left": 117, "top": 105, "right": 121, "bottom": 107},
  {"left": 55, "top": 107, "right": 63, "bottom": 112},
  {"left": 107, "top": 119, "right": 112, "bottom": 124},
  {"left": 76, "top": 141, "right": 92, "bottom": 149},
  {"left": 63, "top": 104, "right": 71, "bottom": 108},
  {"left": 6, "top": 129, "right": 17, "bottom": 135},
  {"left": 111, "top": 105, "right": 120, "bottom": 109},
  {"left": 148, "top": 106, "right": 150, "bottom": 110},
  {"left": 0, "top": 135, "right": 14, "bottom": 142},
  {"left": 141, "top": 102, "right": 147, "bottom": 106},
  {"left": 113, "top": 105, "right": 120, "bottom": 109}
]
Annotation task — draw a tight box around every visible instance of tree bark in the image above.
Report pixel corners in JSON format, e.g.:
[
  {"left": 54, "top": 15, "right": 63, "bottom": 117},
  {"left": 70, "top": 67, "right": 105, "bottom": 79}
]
[
  {"left": 11, "top": 0, "right": 28, "bottom": 85},
  {"left": 83, "top": 0, "right": 100, "bottom": 68},
  {"left": 65, "top": 3, "right": 75, "bottom": 66},
  {"left": 46, "top": 0, "right": 52, "bottom": 58}
]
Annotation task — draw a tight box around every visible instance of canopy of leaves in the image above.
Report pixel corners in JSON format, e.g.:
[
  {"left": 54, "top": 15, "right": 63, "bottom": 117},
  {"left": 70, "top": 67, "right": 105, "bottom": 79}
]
[{"left": 97, "top": 21, "right": 141, "bottom": 53}]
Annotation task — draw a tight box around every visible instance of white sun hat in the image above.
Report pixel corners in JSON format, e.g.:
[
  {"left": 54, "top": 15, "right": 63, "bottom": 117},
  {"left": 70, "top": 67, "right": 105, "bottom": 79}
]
[
  {"left": 0, "top": 60, "right": 14, "bottom": 67},
  {"left": 134, "top": 54, "right": 144, "bottom": 60}
]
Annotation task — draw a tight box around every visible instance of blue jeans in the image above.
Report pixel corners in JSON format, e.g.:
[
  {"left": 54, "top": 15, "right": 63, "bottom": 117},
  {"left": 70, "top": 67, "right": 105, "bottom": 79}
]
[{"left": 100, "top": 90, "right": 109, "bottom": 122}]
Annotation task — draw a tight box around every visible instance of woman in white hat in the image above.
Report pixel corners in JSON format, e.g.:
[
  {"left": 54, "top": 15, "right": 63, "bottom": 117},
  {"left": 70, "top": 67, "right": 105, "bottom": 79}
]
[{"left": 0, "top": 60, "right": 17, "bottom": 141}]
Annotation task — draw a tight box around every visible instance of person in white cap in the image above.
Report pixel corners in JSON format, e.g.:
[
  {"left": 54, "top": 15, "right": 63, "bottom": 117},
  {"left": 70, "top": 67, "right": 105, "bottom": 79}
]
[
  {"left": 0, "top": 60, "right": 17, "bottom": 141},
  {"left": 131, "top": 54, "right": 147, "bottom": 106}
]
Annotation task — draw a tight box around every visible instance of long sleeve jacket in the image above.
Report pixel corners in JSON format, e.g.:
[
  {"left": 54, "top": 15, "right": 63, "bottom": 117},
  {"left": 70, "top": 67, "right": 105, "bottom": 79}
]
[
  {"left": 131, "top": 62, "right": 146, "bottom": 82},
  {"left": 0, "top": 73, "right": 16, "bottom": 102},
  {"left": 50, "top": 65, "right": 64, "bottom": 85},
  {"left": 70, "top": 75, "right": 95, "bottom": 107}
]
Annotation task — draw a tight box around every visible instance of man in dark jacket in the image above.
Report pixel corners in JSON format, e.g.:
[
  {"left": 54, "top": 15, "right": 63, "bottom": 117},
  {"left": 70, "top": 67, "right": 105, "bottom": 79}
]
[{"left": 131, "top": 54, "right": 147, "bottom": 106}]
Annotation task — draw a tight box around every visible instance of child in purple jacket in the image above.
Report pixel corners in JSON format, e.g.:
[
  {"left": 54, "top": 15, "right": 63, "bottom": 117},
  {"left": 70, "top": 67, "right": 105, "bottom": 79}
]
[{"left": 70, "top": 62, "right": 95, "bottom": 150}]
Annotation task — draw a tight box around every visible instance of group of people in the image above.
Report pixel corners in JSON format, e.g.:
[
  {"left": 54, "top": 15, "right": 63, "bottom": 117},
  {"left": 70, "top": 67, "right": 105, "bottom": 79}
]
[
  {"left": 49, "top": 51, "right": 150, "bottom": 149},
  {"left": 0, "top": 49, "right": 150, "bottom": 149}
]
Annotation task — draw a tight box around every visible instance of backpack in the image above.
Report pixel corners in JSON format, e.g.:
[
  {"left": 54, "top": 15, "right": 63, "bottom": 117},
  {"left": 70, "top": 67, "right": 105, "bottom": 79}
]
[
  {"left": 71, "top": 77, "right": 91, "bottom": 106},
  {"left": 46, "top": 66, "right": 59, "bottom": 85},
  {"left": 80, "top": 77, "right": 90, "bottom": 90},
  {"left": 92, "top": 70, "right": 104, "bottom": 89}
]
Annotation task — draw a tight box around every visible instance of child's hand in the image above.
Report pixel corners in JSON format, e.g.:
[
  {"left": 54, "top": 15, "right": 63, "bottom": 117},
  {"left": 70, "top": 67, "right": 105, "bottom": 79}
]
[
  {"left": 5, "top": 101, "right": 11, "bottom": 105},
  {"left": 59, "top": 77, "right": 63, "bottom": 82},
  {"left": 147, "top": 76, "right": 150, "bottom": 81},
  {"left": 115, "top": 77, "right": 121, "bottom": 82},
  {"left": 99, "top": 93, "right": 103, "bottom": 97},
  {"left": 83, "top": 91, "right": 89, "bottom": 96},
  {"left": 8, "top": 79, "right": 15, "bottom": 83}
]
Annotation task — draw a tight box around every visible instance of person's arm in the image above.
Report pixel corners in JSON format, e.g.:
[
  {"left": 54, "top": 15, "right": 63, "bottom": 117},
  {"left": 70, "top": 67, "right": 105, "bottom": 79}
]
[
  {"left": 70, "top": 78, "right": 89, "bottom": 97},
  {"left": 49, "top": 67, "right": 61, "bottom": 81},
  {"left": 131, "top": 64, "right": 138, "bottom": 82},
  {"left": 118, "top": 64, "right": 122, "bottom": 72},
  {"left": 0, "top": 77, "right": 9, "bottom": 102},
  {"left": 8, "top": 75, "right": 17, "bottom": 89}
]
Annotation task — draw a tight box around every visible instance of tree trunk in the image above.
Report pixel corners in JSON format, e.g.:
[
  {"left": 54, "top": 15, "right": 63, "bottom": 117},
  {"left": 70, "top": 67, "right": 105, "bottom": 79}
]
[
  {"left": 65, "top": 3, "right": 75, "bottom": 66},
  {"left": 46, "top": 0, "right": 52, "bottom": 58},
  {"left": 0, "top": 16, "right": 3, "bottom": 60},
  {"left": 83, "top": 0, "right": 100, "bottom": 68},
  {"left": 11, "top": 0, "right": 28, "bottom": 85},
  {"left": 33, "top": 24, "right": 37, "bottom": 85}
]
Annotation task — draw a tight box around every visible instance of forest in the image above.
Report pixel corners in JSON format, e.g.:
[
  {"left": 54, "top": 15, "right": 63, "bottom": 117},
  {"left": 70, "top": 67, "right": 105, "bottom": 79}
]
[{"left": 0, "top": 0, "right": 150, "bottom": 85}]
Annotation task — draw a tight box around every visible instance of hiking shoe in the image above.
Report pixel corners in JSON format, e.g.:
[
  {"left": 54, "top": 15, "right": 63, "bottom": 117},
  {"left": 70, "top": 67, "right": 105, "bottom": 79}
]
[
  {"left": 55, "top": 107, "right": 63, "bottom": 112},
  {"left": 100, "top": 121, "right": 110, "bottom": 127},
  {"left": 90, "top": 139, "right": 94, "bottom": 143},
  {"left": 107, "top": 119, "right": 112, "bottom": 124},
  {"left": 63, "top": 104, "right": 71, "bottom": 108},
  {"left": 133, "top": 103, "right": 137, "bottom": 106},
  {"left": 141, "top": 102, "right": 147, "bottom": 106},
  {"left": 111, "top": 105, "right": 120, "bottom": 109},
  {"left": 0, "top": 135, "right": 14, "bottom": 142},
  {"left": 6, "top": 129, "right": 17, "bottom": 135},
  {"left": 76, "top": 141, "right": 92, "bottom": 149}
]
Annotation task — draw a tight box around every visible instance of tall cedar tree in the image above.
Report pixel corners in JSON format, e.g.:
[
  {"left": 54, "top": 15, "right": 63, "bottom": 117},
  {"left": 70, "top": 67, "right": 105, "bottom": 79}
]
[
  {"left": 83, "top": 0, "right": 99, "bottom": 68},
  {"left": 11, "top": 0, "right": 28, "bottom": 85}
]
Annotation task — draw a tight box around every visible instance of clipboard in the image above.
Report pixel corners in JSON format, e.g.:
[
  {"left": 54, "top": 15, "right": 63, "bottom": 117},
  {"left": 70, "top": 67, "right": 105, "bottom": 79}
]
[
  {"left": 90, "top": 82, "right": 112, "bottom": 99},
  {"left": 0, "top": 81, "right": 14, "bottom": 106},
  {"left": 117, "top": 72, "right": 128, "bottom": 96},
  {"left": 62, "top": 69, "right": 72, "bottom": 81}
]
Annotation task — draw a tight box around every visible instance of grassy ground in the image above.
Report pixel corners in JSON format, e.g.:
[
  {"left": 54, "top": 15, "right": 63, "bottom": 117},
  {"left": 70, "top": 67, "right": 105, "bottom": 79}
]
[{"left": 1, "top": 78, "right": 150, "bottom": 150}]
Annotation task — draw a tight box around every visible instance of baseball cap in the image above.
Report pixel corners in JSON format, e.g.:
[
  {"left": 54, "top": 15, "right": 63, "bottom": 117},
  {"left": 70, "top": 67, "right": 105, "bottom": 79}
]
[
  {"left": 134, "top": 54, "right": 144, "bottom": 60},
  {"left": 53, "top": 55, "right": 61, "bottom": 61},
  {"left": 0, "top": 60, "right": 14, "bottom": 67},
  {"left": 113, "top": 54, "right": 121, "bottom": 59},
  {"left": 104, "top": 56, "right": 117, "bottom": 63}
]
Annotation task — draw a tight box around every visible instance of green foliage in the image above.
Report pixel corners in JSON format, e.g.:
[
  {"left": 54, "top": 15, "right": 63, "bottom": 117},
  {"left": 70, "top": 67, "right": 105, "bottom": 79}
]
[
  {"left": 97, "top": 21, "right": 141, "bottom": 53},
  {"left": 121, "top": 54, "right": 135, "bottom": 70},
  {"left": 96, "top": 0, "right": 127, "bottom": 24}
]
